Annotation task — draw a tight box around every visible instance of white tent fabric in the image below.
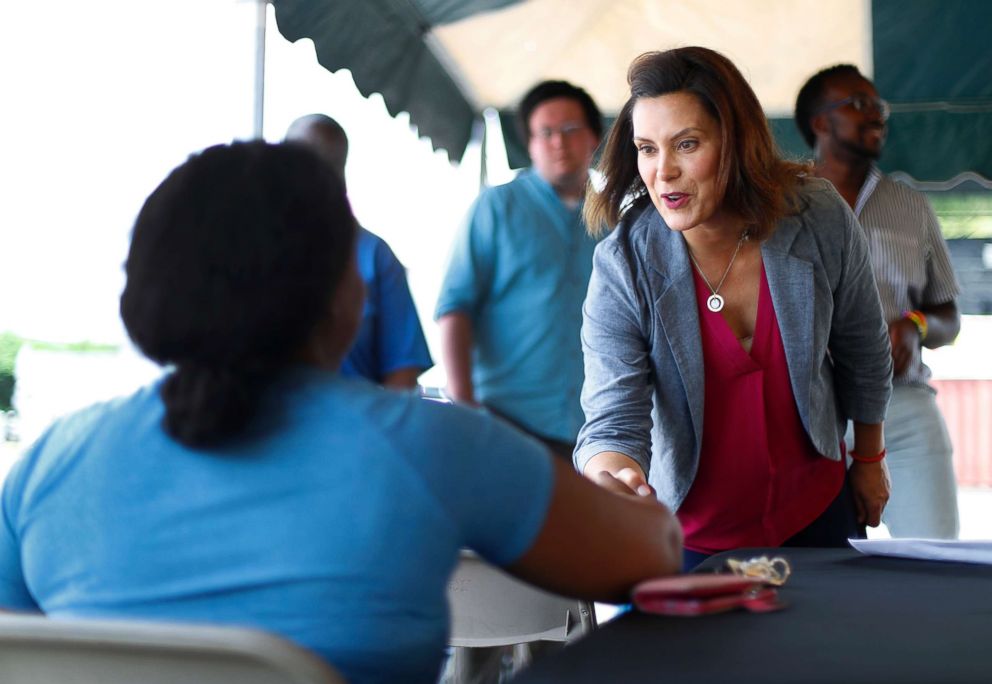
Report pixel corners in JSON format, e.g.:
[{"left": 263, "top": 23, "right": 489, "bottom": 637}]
[
  {"left": 271, "top": 0, "right": 992, "bottom": 183},
  {"left": 433, "top": 0, "right": 871, "bottom": 116}
]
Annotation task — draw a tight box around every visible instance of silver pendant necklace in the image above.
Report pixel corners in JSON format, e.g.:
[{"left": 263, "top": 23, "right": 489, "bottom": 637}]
[{"left": 687, "top": 231, "right": 749, "bottom": 313}]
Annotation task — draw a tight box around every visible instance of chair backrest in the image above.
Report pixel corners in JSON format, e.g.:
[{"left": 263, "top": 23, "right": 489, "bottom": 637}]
[
  {"left": 447, "top": 551, "right": 596, "bottom": 648},
  {"left": 0, "top": 614, "right": 345, "bottom": 684}
]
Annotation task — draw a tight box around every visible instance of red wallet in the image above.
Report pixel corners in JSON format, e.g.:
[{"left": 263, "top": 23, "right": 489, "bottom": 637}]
[{"left": 632, "top": 575, "right": 784, "bottom": 616}]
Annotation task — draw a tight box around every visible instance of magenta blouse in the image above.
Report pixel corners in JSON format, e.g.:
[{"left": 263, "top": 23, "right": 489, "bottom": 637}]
[{"left": 678, "top": 264, "right": 844, "bottom": 554}]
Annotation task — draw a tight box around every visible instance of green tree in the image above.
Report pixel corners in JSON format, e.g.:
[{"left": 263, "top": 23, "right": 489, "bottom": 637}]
[
  {"left": 0, "top": 332, "right": 24, "bottom": 411},
  {"left": 928, "top": 191, "right": 992, "bottom": 239}
]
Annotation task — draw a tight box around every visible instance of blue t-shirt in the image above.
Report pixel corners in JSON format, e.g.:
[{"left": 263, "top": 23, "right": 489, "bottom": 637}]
[
  {"left": 0, "top": 370, "right": 553, "bottom": 684},
  {"left": 435, "top": 170, "right": 600, "bottom": 442},
  {"left": 341, "top": 228, "right": 433, "bottom": 383}
]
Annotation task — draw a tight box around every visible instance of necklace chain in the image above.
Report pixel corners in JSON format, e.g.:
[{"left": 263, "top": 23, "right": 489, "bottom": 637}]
[{"left": 687, "top": 231, "right": 749, "bottom": 312}]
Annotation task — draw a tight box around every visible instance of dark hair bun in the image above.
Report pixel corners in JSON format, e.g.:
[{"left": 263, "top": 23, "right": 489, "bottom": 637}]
[{"left": 160, "top": 363, "right": 267, "bottom": 447}]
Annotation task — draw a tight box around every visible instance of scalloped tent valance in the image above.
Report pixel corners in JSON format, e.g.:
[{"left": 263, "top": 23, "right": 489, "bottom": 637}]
[{"left": 272, "top": 0, "right": 992, "bottom": 186}]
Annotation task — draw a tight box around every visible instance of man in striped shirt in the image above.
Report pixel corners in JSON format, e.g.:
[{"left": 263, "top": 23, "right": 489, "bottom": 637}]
[{"left": 796, "top": 65, "right": 962, "bottom": 539}]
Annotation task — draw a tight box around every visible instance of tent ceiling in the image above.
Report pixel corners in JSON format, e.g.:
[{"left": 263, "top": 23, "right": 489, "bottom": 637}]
[
  {"left": 272, "top": 0, "right": 992, "bottom": 185},
  {"left": 434, "top": 0, "right": 870, "bottom": 117}
]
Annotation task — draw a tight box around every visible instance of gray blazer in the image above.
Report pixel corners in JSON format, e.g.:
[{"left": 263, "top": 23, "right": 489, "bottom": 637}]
[{"left": 574, "top": 178, "right": 892, "bottom": 511}]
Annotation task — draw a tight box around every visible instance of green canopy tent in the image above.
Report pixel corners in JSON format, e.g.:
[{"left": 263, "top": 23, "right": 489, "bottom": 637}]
[
  {"left": 769, "top": 0, "right": 992, "bottom": 189},
  {"left": 271, "top": 0, "right": 992, "bottom": 187}
]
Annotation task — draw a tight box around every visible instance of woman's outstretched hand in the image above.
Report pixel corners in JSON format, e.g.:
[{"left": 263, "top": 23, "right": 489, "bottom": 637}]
[
  {"left": 584, "top": 451, "right": 655, "bottom": 498},
  {"left": 592, "top": 467, "right": 655, "bottom": 497}
]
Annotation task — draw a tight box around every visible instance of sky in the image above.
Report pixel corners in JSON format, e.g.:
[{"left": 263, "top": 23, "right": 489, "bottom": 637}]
[
  {"left": 0, "top": 0, "right": 498, "bottom": 376},
  {"left": 2, "top": 2, "right": 253, "bottom": 343}
]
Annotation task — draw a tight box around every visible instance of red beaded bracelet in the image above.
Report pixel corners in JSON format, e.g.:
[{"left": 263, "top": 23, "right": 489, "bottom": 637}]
[{"left": 850, "top": 448, "right": 887, "bottom": 464}]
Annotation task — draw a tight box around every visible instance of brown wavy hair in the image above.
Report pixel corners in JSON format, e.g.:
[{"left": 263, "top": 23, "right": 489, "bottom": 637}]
[{"left": 585, "top": 47, "right": 807, "bottom": 238}]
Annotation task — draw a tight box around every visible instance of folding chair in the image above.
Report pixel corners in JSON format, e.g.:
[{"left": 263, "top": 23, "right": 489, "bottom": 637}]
[
  {"left": 0, "top": 614, "right": 344, "bottom": 684},
  {"left": 448, "top": 549, "right": 596, "bottom": 647}
]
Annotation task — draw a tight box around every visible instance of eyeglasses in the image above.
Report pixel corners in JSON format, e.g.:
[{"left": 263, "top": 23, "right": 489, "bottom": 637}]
[
  {"left": 817, "top": 94, "right": 891, "bottom": 121},
  {"left": 532, "top": 123, "right": 588, "bottom": 141}
]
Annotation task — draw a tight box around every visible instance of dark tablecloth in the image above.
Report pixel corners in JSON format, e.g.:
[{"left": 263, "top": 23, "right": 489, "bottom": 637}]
[{"left": 514, "top": 547, "right": 992, "bottom": 684}]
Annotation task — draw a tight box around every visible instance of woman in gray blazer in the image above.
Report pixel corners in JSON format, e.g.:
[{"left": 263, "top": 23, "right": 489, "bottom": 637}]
[{"left": 578, "top": 47, "right": 893, "bottom": 569}]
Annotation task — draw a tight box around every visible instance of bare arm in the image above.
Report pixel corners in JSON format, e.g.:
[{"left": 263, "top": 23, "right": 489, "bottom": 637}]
[
  {"left": 919, "top": 300, "right": 960, "bottom": 349},
  {"left": 381, "top": 367, "right": 422, "bottom": 390},
  {"left": 890, "top": 301, "right": 960, "bottom": 376},
  {"left": 438, "top": 312, "right": 476, "bottom": 405},
  {"left": 848, "top": 421, "right": 890, "bottom": 528},
  {"left": 509, "top": 458, "right": 682, "bottom": 602}
]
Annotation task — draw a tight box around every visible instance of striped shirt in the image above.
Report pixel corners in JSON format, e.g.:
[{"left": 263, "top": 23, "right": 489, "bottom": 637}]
[{"left": 855, "top": 166, "right": 961, "bottom": 388}]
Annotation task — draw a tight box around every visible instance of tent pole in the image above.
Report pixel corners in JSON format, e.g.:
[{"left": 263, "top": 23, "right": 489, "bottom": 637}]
[
  {"left": 479, "top": 116, "right": 488, "bottom": 189},
  {"left": 252, "top": 0, "right": 268, "bottom": 139}
]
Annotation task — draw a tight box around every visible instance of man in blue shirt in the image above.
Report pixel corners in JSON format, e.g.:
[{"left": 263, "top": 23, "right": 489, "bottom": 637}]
[
  {"left": 435, "top": 81, "right": 602, "bottom": 459},
  {"left": 286, "top": 114, "right": 433, "bottom": 389}
]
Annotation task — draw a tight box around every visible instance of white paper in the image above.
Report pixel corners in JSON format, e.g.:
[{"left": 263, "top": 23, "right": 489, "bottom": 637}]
[{"left": 849, "top": 538, "right": 992, "bottom": 564}]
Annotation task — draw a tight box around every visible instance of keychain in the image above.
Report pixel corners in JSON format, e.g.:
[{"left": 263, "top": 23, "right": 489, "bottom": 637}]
[{"left": 726, "top": 556, "right": 792, "bottom": 586}]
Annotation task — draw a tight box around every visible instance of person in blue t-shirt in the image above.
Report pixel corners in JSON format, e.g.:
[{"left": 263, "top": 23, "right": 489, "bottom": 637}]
[
  {"left": 436, "top": 80, "right": 603, "bottom": 460},
  {"left": 286, "top": 113, "right": 433, "bottom": 389},
  {"left": 0, "top": 141, "right": 682, "bottom": 684}
]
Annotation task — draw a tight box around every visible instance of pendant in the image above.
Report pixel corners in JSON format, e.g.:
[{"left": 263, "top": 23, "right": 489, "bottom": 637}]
[{"left": 706, "top": 294, "right": 725, "bottom": 312}]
